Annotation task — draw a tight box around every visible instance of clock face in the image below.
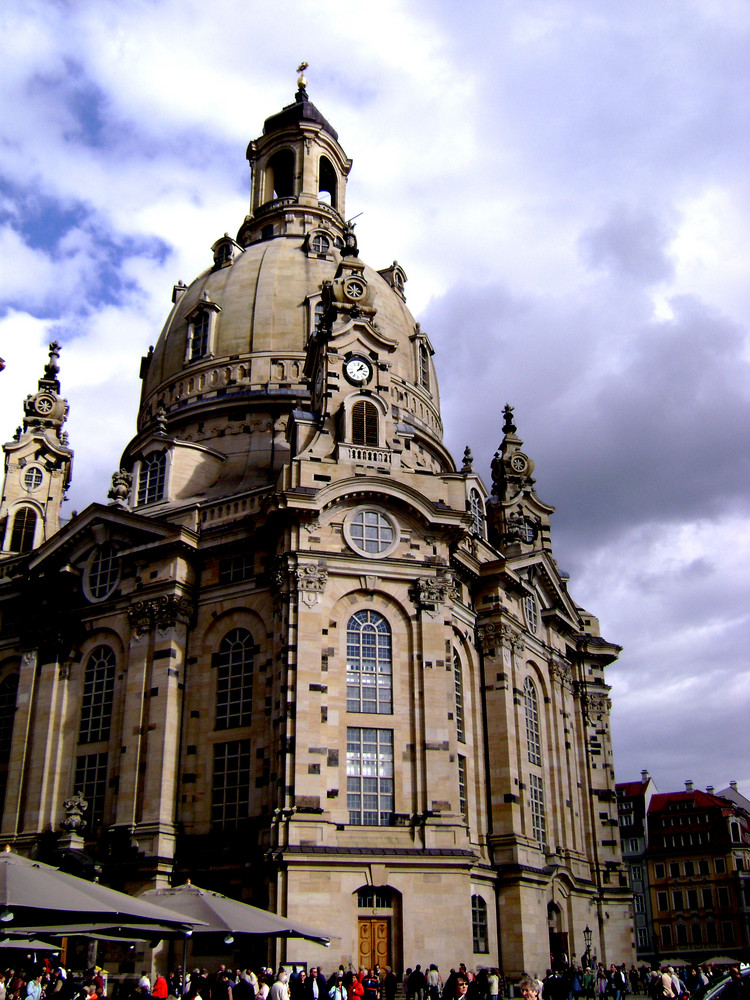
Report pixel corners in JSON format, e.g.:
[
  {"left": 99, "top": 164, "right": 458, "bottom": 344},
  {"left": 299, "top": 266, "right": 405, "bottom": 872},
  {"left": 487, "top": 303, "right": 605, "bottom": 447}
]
[
  {"left": 510, "top": 454, "right": 527, "bottom": 473},
  {"left": 35, "top": 396, "right": 54, "bottom": 415},
  {"left": 344, "top": 356, "right": 372, "bottom": 384},
  {"left": 344, "top": 278, "right": 366, "bottom": 301}
]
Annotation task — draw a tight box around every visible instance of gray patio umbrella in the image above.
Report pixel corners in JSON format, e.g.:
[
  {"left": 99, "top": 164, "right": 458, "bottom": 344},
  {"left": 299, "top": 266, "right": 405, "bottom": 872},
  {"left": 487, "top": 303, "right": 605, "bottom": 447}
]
[
  {"left": 140, "top": 882, "right": 330, "bottom": 945},
  {"left": 0, "top": 847, "right": 199, "bottom": 935},
  {"left": 0, "top": 936, "right": 59, "bottom": 950}
]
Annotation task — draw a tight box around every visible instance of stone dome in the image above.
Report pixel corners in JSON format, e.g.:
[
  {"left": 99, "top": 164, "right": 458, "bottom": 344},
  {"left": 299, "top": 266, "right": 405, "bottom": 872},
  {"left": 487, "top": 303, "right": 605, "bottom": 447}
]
[
  {"left": 137, "top": 234, "right": 438, "bottom": 433},
  {"left": 121, "top": 90, "right": 450, "bottom": 503}
]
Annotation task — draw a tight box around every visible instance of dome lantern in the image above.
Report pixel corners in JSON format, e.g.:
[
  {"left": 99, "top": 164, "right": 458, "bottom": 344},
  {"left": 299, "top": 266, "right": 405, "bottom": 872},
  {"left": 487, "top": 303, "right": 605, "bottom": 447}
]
[{"left": 237, "top": 70, "right": 352, "bottom": 248}]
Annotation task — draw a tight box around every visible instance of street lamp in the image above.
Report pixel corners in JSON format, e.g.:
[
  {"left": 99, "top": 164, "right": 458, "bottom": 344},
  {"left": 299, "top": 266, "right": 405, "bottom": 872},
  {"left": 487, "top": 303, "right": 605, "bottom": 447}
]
[{"left": 583, "top": 925, "right": 592, "bottom": 968}]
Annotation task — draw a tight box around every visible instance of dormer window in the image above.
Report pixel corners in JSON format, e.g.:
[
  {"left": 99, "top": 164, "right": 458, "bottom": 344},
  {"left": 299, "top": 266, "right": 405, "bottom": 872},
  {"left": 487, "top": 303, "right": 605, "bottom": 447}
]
[
  {"left": 189, "top": 311, "right": 210, "bottom": 361},
  {"left": 137, "top": 450, "right": 167, "bottom": 506},
  {"left": 305, "top": 230, "right": 334, "bottom": 259},
  {"left": 411, "top": 327, "right": 435, "bottom": 394},
  {"left": 312, "top": 233, "right": 331, "bottom": 254},
  {"left": 378, "top": 261, "right": 408, "bottom": 300},
  {"left": 419, "top": 343, "right": 430, "bottom": 390},
  {"left": 211, "top": 235, "right": 241, "bottom": 270},
  {"left": 184, "top": 295, "right": 221, "bottom": 365}
]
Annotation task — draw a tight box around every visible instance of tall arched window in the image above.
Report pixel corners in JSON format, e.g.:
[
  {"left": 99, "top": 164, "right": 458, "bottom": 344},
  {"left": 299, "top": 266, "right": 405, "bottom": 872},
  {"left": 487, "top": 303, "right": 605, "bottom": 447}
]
[
  {"left": 471, "top": 895, "right": 489, "bottom": 953},
  {"left": 524, "top": 591, "right": 539, "bottom": 634},
  {"left": 319, "top": 156, "right": 337, "bottom": 206},
  {"left": 137, "top": 451, "right": 167, "bottom": 505},
  {"left": 267, "top": 149, "right": 295, "bottom": 199},
  {"left": 469, "top": 489, "right": 484, "bottom": 538},
  {"left": 453, "top": 648, "right": 465, "bottom": 742},
  {"left": 215, "top": 628, "right": 255, "bottom": 730},
  {"left": 524, "top": 676, "right": 541, "bottom": 766},
  {"left": 347, "top": 611, "right": 392, "bottom": 714},
  {"left": 79, "top": 646, "right": 116, "bottom": 744},
  {"left": 0, "top": 673, "right": 19, "bottom": 824},
  {"left": 10, "top": 507, "right": 37, "bottom": 552},
  {"left": 352, "top": 400, "right": 379, "bottom": 446}
]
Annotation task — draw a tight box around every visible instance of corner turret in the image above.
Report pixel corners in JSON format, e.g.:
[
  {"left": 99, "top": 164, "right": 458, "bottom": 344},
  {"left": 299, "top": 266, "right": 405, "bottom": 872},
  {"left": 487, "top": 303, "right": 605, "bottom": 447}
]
[
  {"left": 0, "top": 342, "right": 73, "bottom": 554},
  {"left": 486, "top": 403, "right": 553, "bottom": 552}
]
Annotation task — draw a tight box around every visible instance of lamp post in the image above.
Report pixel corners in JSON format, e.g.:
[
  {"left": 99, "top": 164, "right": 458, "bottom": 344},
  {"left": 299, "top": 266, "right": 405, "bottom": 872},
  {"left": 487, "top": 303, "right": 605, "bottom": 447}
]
[{"left": 583, "top": 925, "right": 592, "bottom": 969}]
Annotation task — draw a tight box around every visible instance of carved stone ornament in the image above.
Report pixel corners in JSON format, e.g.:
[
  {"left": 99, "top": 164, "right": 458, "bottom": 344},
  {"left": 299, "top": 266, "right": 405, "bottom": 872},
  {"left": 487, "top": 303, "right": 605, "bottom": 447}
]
[
  {"left": 60, "top": 790, "right": 88, "bottom": 832},
  {"left": 128, "top": 595, "right": 194, "bottom": 637},
  {"left": 477, "top": 621, "right": 522, "bottom": 656},
  {"left": 550, "top": 660, "right": 574, "bottom": 692},
  {"left": 108, "top": 468, "right": 133, "bottom": 507},
  {"left": 411, "top": 571, "right": 450, "bottom": 613},
  {"left": 295, "top": 563, "right": 328, "bottom": 607},
  {"left": 587, "top": 692, "right": 611, "bottom": 716}
]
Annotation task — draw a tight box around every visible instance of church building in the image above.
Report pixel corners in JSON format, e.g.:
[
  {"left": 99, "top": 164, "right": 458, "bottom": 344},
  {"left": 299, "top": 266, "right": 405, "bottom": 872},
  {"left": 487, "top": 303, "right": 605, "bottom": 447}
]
[{"left": 0, "top": 74, "right": 633, "bottom": 975}]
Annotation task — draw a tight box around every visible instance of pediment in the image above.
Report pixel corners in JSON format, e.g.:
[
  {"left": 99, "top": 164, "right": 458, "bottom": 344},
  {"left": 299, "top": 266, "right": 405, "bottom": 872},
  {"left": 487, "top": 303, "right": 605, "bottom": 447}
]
[
  {"left": 513, "top": 550, "right": 582, "bottom": 629},
  {"left": 27, "top": 502, "right": 180, "bottom": 572}
]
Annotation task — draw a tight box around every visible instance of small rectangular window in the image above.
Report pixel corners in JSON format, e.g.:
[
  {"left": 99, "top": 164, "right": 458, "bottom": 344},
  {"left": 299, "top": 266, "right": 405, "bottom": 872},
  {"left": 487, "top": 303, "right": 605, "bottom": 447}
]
[
  {"left": 654, "top": 862, "right": 666, "bottom": 879},
  {"left": 669, "top": 861, "right": 681, "bottom": 877},
  {"left": 657, "top": 891, "right": 668, "bottom": 911}
]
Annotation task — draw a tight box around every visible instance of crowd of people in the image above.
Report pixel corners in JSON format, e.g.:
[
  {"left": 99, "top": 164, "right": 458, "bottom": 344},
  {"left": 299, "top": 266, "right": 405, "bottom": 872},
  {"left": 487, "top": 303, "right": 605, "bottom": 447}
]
[{"left": 0, "top": 959, "right": 746, "bottom": 1000}]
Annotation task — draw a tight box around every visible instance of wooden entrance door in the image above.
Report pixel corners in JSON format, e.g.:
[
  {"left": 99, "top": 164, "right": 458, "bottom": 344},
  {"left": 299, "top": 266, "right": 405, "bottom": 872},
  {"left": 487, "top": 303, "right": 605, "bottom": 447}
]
[{"left": 358, "top": 918, "right": 390, "bottom": 970}]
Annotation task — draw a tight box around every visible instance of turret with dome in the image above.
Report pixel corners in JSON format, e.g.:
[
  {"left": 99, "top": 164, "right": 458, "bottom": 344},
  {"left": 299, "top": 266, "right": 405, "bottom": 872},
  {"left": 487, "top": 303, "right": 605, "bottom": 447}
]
[{"left": 0, "top": 73, "right": 633, "bottom": 976}]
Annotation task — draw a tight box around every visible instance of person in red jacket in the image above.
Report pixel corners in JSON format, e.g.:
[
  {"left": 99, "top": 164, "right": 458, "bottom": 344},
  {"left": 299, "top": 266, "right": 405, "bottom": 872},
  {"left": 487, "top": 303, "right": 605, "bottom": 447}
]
[{"left": 153, "top": 976, "right": 169, "bottom": 1000}]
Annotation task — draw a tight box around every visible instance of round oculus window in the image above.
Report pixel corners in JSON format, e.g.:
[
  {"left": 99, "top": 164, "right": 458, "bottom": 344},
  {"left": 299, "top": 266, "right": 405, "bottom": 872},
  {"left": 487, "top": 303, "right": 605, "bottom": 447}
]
[
  {"left": 344, "top": 508, "right": 399, "bottom": 559},
  {"left": 22, "top": 467, "right": 43, "bottom": 492},
  {"left": 344, "top": 278, "right": 366, "bottom": 301}
]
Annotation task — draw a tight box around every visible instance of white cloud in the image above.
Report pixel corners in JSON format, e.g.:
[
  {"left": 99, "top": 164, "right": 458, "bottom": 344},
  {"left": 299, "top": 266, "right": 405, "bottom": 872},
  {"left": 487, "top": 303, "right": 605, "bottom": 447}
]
[{"left": 0, "top": 0, "right": 748, "bottom": 797}]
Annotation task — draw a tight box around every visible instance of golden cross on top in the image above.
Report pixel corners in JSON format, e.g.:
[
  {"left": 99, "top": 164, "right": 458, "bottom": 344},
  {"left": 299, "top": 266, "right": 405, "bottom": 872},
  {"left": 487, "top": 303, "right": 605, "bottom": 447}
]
[{"left": 297, "top": 61, "right": 308, "bottom": 90}]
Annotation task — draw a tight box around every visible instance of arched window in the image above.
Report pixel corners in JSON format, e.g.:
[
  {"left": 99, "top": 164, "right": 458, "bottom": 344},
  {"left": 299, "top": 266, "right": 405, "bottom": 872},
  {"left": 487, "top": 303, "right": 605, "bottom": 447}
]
[
  {"left": 319, "top": 156, "right": 337, "bottom": 206},
  {"left": 10, "top": 507, "right": 37, "bottom": 552},
  {"left": 419, "top": 342, "right": 430, "bottom": 389},
  {"left": 524, "top": 676, "right": 541, "bottom": 766},
  {"left": 79, "top": 645, "right": 116, "bottom": 744},
  {"left": 347, "top": 611, "right": 392, "bottom": 714},
  {"left": 453, "top": 648, "right": 465, "bottom": 743},
  {"left": 268, "top": 149, "right": 295, "bottom": 199},
  {"left": 188, "top": 310, "right": 210, "bottom": 361},
  {"left": 352, "top": 400, "right": 379, "bottom": 445},
  {"left": 469, "top": 489, "right": 484, "bottom": 538},
  {"left": 0, "top": 673, "right": 18, "bottom": 825},
  {"left": 471, "top": 895, "right": 488, "bottom": 953},
  {"left": 215, "top": 628, "right": 255, "bottom": 730},
  {"left": 137, "top": 451, "right": 167, "bottom": 505}
]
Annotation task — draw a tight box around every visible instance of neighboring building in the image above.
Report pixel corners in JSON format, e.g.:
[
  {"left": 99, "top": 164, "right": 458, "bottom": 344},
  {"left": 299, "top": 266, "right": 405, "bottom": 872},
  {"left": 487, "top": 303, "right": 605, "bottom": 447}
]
[
  {"left": 616, "top": 771, "right": 657, "bottom": 962},
  {"left": 0, "top": 78, "right": 634, "bottom": 975},
  {"left": 618, "top": 777, "right": 750, "bottom": 965}
]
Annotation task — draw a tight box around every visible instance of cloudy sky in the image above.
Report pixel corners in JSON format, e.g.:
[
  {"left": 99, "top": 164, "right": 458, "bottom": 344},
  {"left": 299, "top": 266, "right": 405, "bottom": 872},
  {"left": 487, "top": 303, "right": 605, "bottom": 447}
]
[{"left": 1, "top": 0, "right": 748, "bottom": 797}]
